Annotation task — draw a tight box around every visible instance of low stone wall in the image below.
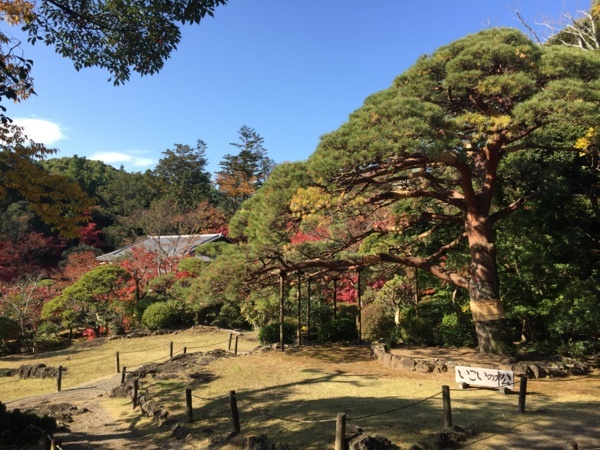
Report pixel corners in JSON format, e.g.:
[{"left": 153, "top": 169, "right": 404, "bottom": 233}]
[
  {"left": 371, "top": 344, "right": 591, "bottom": 379},
  {"left": 18, "top": 364, "right": 59, "bottom": 379}
]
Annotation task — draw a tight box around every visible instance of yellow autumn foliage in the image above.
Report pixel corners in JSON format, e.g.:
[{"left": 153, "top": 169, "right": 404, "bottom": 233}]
[{"left": 574, "top": 127, "right": 596, "bottom": 154}]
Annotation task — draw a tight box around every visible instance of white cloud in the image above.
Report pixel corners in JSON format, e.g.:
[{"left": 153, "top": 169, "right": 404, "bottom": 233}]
[
  {"left": 13, "top": 118, "right": 66, "bottom": 145},
  {"left": 90, "top": 151, "right": 154, "bottom": 169}
]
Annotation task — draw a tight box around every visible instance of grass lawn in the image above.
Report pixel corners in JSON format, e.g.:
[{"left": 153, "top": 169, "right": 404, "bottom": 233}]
[{"left": 1, "top": 328, "right": 599, "bottom": 449}]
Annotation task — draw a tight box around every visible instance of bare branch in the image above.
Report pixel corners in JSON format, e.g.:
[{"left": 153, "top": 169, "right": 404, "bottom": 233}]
[{"left": 514, "top": 10, "right": 542, "bottom": 44}]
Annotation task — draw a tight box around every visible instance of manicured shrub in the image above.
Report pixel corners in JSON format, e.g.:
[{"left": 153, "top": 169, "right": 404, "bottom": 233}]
[
  {"left": 134, "top": 292, "right": 166, "bottom": 321},
  {"left": 395, "top": 313, "right": 437, "bottom": 346},
  {"left": 212, "top": 302, "right": 252, "bottom": 330},
  {"left": 258, "top": 321, "right": 296, "bottom": 345},
  {"left": 32, "top": 334, "right": 64, "bottom": 351},
  {"left": 440, "top": 312, "right": 477, "bottom": 347},
  {"left": 142, "top": 300, "right": 194, "bottom": 331},
  {"left": 317, "top": 318, "right": 358, "bottom": 343},
  {"left": 362, "top": 301, "right": 396, "bottom": 343}
]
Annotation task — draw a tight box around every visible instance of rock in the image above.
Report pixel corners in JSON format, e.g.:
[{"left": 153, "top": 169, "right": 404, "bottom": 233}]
[
  {"left": 434, "top": 363, "right": 448, "bottom": 373},
  {"left": 348, "top": 434, "right": 392, "bottom": 450},
  {"left": 271, "top": 443, "right": 290, "bottom": 450},
  {"left": 568, "top": 365, "right": 586, "bottom": 376},
  {"left": 512, "top": 364, "right": 533, "bottom": 378},
  {"left": 430, "top": 425, "right": 476, "bottom": 448},
  {"left": 528, "top": 364, "right": 547, "bottom": 379},
  {"left": 408, "top": 443, "right": 433, "bottom": 450},
  {"left": 228, "top": 433, "right": 268, "bottom": 450},
  {"left": 430, "top": 431, "right": 453, "bottom": 449},
  {"left": 171, "top": 424, "right": 193, "bottom": 441},
  {"left": 18, "top": 364, "right": 58, "bottom": 379},
  {"left": 380, "top": 352, "right": 393, "bottom": 366},
  {"left": 547, "top": 367, "right": 568, "bottom": 378},
  {"left": 209, "top": 434, "right": 227, "bottom": 446},
  {"left": 415, "top": 362, "right": 434, "bottom": 373},
  {"left": 399, "top": 358, "right": 417, "bottom": 371}
]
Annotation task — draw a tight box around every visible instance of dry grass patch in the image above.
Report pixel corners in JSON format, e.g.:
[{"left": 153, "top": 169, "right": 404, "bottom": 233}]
[
  {"left": 144, "top": 346, "right": 600, "bottom": 449},
  {"left": 0, "top": 327, "right": 256, "bottom": 401},
  {"left": 2, "top": 333, "right": 600, "bottom": 449}
]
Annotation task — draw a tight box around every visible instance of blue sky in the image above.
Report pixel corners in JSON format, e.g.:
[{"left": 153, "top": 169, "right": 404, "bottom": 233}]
[{"left": 9, "top": 0, "right": 591, "bottom": 176}]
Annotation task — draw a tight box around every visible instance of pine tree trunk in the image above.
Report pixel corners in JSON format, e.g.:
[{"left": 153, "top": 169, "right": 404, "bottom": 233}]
[{"left": 466, "top": 212, "right": 507, "bottom": 353}]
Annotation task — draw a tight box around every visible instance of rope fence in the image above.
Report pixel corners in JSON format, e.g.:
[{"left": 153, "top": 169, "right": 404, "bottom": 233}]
[
  {"left": 0, "top": 332, "right": 246, "bottom": 392},
  {"left": 2, "top": 335, "right": 596, "bottom": 449}
]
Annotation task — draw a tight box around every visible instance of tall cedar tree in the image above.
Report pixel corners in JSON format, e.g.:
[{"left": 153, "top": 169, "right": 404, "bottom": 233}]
[{"left": 217, "top": 126, "right": 275, "bottom": 217}]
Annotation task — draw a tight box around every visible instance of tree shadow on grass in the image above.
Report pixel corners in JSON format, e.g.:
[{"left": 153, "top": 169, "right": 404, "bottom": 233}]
[
  {"left": 142, "top": 376, "right": 600, "bottom": 450},
  {"left": 289, "top": 344, "right": 376, "bottom": 364}
]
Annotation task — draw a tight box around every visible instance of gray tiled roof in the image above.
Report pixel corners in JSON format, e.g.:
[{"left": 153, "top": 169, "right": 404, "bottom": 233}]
[{"left": 96, "top": 234, "right": 228, "bottom": 262}]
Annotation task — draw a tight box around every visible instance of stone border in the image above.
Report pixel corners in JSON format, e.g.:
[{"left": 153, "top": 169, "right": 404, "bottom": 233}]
[
  {"left": 371, "top": 344, "right": 592, "bottom": 379},
  {"left": 18, "top": 364, "right": 60, "bottom": 379}
]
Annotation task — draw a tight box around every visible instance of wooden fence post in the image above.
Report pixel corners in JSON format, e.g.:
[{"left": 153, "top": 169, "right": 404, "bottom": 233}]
[
  {"left": 234, "top": 335, "right": 239, "bottom": 356},
  {"left": 335, "top": 412, "right": 346, "bottom": 450},
  {"left": 115, "top": 351, "right": 120, "bottom": 373},
  {"left": 228, "top": 333, "right": 233, "bottom": 350},
  {"left": 169, "top": 341, "right": 174, "bottom": 360},
  {"left": 121, "top": 367, "right": 126, "bottom": 384},
  {"left": 332, "top": 278, "right": 337, "bottom": 320},
  {"left": 442, "top": 385, "right": 452, "bottom": 428},
  {"left": 280, "top": 270, "right": 286, "bottom": 352},
  {"left": 297, "top": 271, "right": 302, "bottom": 347},
  {"left": 518, "top": 376, "right": 527, "bottom": 413},
  {"left": 183, "top": 347, "right": 187, "bottom": 354},
  {"left": 307, "top": 276, "right": 312, "bottom": 343},
  {"left": 229, "top": 390, "right": 241, "bottom": 433},
  {"left": 357, "top": 268, "right": 362, "bottom": 344},
  {"left": 186, "top": 388, "right": 193, "bottom": 423},
  {"left": 133, "top": 379, "right": 139, "bottom": 409},
  {"left": 56, "top": 366, "right": 62, "bottom": 392}
]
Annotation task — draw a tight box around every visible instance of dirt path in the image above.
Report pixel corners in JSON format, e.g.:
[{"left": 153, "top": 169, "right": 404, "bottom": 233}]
[
  {"left": 5, "top": 375, "right": 166, "bottom": 449},
  {"left": 4, "top": 345, "right": 600, "bottom": 449}
]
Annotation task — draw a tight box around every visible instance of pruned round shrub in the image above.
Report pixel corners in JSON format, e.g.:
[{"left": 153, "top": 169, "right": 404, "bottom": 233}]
[
  {"left": 134, "top": 293, "right": 166, "bottom": 321},
  {"left": 258, "top": 321, "right": 296, "bottom": 345},
  {"left": 362, "top": 301, "right": 396, "bottom": 342},
  {"left": 395, "top": 314, "right": 437, "bottom": 346},
  {"left": 142, "top": 300, "right": 194, "bottom": 331},
  {"left": 317, "top": 318, "right": 358, "bottom": 343}
]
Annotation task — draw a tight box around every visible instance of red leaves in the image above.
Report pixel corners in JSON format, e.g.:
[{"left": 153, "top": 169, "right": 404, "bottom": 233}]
[
  {"left": 79, "top": 222, "right": 103, "bottom": 248},
  {"left": 0, "top": 232, "right": 65, "bottom": 283}
]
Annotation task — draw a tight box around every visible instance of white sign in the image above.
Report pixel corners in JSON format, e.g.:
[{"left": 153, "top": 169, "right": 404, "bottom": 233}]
[{"left": 455, "top": 366, "right": 514, "bottom": 389}]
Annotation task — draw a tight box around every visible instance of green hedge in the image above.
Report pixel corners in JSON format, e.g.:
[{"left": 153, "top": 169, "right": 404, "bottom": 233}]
[
  {"left": 142, "top": 300, "right": 194, "bottom": 331},
  {"left": 317, "top": 318, "right": 358, "bottom": 343},
  {"left": 258, "top": 322, "right": 296, "bottom": 345}
]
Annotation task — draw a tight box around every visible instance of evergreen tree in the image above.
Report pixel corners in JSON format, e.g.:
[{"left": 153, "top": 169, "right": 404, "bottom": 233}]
[
  {"left": 216, "top": 126, "right": 275, "bottom": 216},
  {"left": 152, "top": 140, "right": 213, "bottom": 211}
]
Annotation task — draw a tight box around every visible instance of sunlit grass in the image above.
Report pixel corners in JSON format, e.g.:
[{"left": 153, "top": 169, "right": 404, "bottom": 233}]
[
  {"left": 0, "top": 327, "right": 256, "bottom": 401},
  {"left": 2, "top": 331, "right": 599, "bottom": 449}
]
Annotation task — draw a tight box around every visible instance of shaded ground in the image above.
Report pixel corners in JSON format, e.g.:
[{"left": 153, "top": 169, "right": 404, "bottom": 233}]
[
  {"left": 3, "top": 343, "right": 600, "bottom": 449},
  {"left": 5, "top": 375, "right": 166, "bottom": 449}
]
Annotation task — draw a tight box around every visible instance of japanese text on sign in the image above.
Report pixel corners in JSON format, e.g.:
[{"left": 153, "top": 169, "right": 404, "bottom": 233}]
[{"left": 455, "top": 366, "right": 514, "bottom": 389}]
